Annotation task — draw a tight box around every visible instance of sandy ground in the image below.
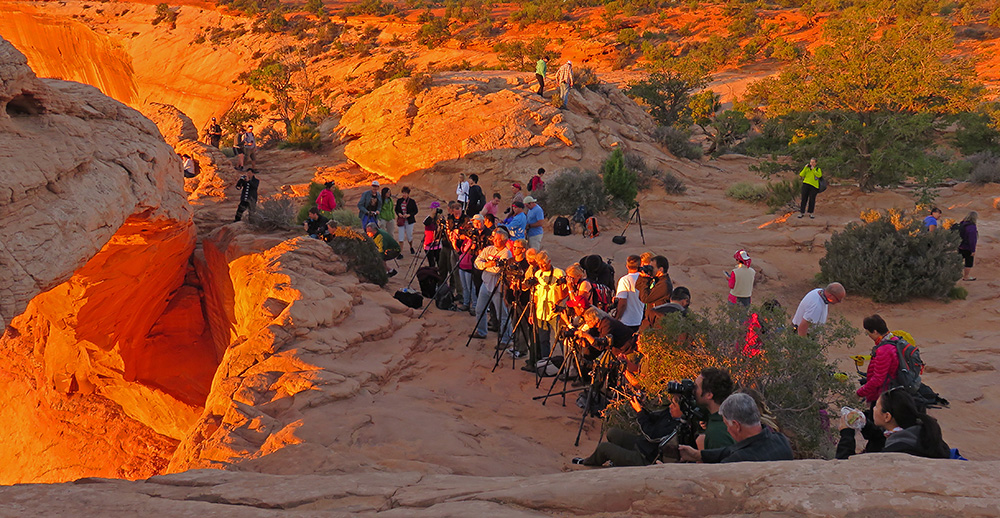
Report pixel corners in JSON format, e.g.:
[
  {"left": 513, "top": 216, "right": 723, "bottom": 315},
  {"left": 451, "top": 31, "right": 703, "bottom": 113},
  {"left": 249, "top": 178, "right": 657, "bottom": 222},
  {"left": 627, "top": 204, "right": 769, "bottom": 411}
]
[{"left": 199, "top": 145, "right": 1000, "bottom": 471}]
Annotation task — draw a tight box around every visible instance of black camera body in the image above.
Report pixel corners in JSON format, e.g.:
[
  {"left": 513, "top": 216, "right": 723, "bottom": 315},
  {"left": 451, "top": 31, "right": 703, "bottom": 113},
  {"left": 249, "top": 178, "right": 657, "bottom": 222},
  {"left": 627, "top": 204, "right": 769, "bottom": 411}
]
[
  {"left": 666, "top": 378, "right": 708, "bottom": 436},
  {"left": 667, "top": 379, "right": 695, "bottom": 395},
  {"left": 640, "top": 265, "right": 655, "bottom": 276}
]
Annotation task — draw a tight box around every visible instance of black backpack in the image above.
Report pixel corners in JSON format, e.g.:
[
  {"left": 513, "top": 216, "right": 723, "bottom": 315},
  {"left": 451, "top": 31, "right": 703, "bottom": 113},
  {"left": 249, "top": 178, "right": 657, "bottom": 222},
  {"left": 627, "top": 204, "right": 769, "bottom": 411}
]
[
  {"left": 572, "top": 205, "right": 589, "bottom": 224},
  {"left": 434, "top": 283, "right": 455, "bottom": 310},
  {"left": 553, "top": 216, "right": 571, "bottom": 236}
]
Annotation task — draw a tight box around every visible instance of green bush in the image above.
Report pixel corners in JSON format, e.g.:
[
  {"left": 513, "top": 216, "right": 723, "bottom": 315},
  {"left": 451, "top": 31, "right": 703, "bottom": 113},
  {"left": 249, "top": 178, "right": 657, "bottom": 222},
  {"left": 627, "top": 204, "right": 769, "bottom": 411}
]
[
  {"left": 405, "top": 72, "right": 433, "bottom": 96},
  {"left": 653, "top": 126, "right": 702, "bottom": 160},
  {"left": 329, "top": 208, "right": 360, "bottom": 227},
  {"left": 324, "top": 227, "right": 388, "bottom": 286},
  {"left": 726, "top": 182, "right": 769, "bottom": 202},
  {"left": 948, "top": 285, "right": 968, "bottom": 300},
  {"left": 659, "top": 171, "right": 687, "bottom": 195},
  {"left": 766, "top": 178, "right": 799, "bottom": 212},
  {"left": 296, "top": 182, "right": 345, "bottom": 224},
  {"left": 602, "top": 148, "right": 638, "bottom": 208},
  {"left": 536, "top": 168, "right": 607, "bottom": 216},
  {"left": 819, "top": 211, "right": 963, "bottom": 303},
  {"left": 280, "top": 123, "right": 321, "bottom": 151},
  {"left": 573, "top": 65, "right": 600, "bottom": 91},
  {"left": 247, "top": 196, "right": 296, "bottom": 231},
  {"left": 615, "top": 303, "right": 857, "bottom": 458},
  {"left": 416, "top": 16, "right": 451, "bottom": 47},
  {"left": 966, "top": 151, "right": 1000, "bottom": 184}
]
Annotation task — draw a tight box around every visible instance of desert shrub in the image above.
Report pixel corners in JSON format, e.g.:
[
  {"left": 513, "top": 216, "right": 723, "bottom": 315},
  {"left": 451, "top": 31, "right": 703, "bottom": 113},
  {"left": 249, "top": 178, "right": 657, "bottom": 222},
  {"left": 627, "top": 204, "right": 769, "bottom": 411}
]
[
  {"left": 573, "top": 65, "right": 600, "bottom": 91},
  {"left": 602, "top": 148, "right": 638, "bottom": 208},
  {"left": 653, "top": 126, "right": 702, "bottom": 160},
  {"left": 247, "top": 196, "right": 296, "bottom": 231},
  {"left": 324, "top": 227, "right": 389, "bottom": 286},
  {"left": 625, "top": 71, "right": 705, "bottom": 127},
  {"left": 948, "top": 285, "right": 968, "bottom": 300},
  {"left": 726, "top": 182, "right": 769, "bottom": 203},
  {"left": 614, "top": 303, "right": 856, "bottom": 458},
  {"left": 819, "top": 210, "right": 963, "bottom": 303},
  {"left": 766, "top": 178, "right": 799, "bottom": 212},
  {"left": 296, "top": 181, "right": 345, "bottom": 224},
  {"left": 416, "top": 16, "right": 451, "bottom": 47},
  {"left": 405, "top": 72, "right": 433, "bottom": 96},
  {"left": 536, "top": 168, "right": 607, "bottom": 216},
  {"left": 659, "top": 171, "right": 687, "bottom": 195},
  {"left": 328, "top": 208, "right": 360, "bottom": 227},
  {"left": 954, "top": 112, "right": 1000, "bottom": 154},
  {"left": 152, "top": 3, "right": 178, "bottom": 28},
  {"left": 280, "top": 123, "right": 321, "bottom": 150},
  {"left": 966, "top": 151, "right": 1000, "bottom": 184}
]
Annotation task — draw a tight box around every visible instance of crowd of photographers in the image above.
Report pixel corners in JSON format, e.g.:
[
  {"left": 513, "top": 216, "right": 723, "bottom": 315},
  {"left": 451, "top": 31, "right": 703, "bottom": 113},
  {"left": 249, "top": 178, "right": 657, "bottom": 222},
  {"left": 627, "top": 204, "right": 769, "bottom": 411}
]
[{"left": 301, "top": 176, "right": 954, "bottom": 468}]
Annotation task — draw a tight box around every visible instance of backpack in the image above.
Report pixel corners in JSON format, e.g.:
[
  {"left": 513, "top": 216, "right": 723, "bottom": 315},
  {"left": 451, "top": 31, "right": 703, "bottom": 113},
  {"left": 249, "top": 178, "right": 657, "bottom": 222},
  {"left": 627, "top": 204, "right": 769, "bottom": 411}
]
[
  {"left": 536, "top": 356, "right": 564, "bottom": 377},
  {"left": 584, "top": 216, "right": 599, "bottom": 238},
  {"left": 591, "top": 283, "right": 615, "bottom": 314},
  {"left": 883, "top": 334, "right": 924, "bottom": 393},
  {"left": 434, "top": 283, "right": 455, "bottom": 310},
  {"left": 553, "top": 216, "right": 571, "bottom": 236},
  {"left": 572, "top": 205, "right": 589, "bottom": 224}
]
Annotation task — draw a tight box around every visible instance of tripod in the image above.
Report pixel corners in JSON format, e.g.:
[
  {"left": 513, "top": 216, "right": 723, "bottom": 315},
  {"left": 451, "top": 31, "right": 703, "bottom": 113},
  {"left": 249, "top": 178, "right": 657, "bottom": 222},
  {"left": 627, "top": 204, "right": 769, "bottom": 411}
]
[
  {"left": 574, "top": 350, "right": 623, "bottom": 446},
  {"left": 416, "top": 246, "right": 468, "bottom": 319},
  {"left": 492, "top": 296, "right": 533, "bottom": 372},
  {"left": 615, "top": 203, "right": 645, "bottom": 245},
  {"left": 534, "top": 332, "right": 590, "bottom": 408},
  {"left": 462, "top": 259, "right": 512, "bottom": 348}
]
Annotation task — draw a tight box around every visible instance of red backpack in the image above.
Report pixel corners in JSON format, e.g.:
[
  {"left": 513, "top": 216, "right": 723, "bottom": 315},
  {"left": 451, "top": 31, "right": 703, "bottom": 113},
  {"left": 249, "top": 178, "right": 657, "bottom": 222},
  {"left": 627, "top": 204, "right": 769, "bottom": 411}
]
[
  {"left": 584, "top": 216, "right": 600, "bottom": 238},
  {"left": 591, "top": 283, "right": 615, "bottom": 314}
]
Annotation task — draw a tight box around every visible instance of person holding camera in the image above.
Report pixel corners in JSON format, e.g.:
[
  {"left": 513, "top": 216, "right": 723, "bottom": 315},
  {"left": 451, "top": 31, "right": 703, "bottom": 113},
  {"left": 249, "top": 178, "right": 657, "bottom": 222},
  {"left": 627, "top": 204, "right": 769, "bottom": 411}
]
[
  {"left": 574, "top": 307, "right": 637, "bottom": 359},
  {"left": 439, "top": 201, "right": 468, "bottom": 301},
  {"left": 357, "top": 180, "right": 382, "bottom": 231},
  {"left": 421, "top": 202, "right": 444, "bottom": 268},
  {"left": 572, "top": 394, "right": 683, "bottom": 467},
  {"left": 637, "top": 255, "right": 673, "bottom": 332},
  {"left": 472, "top": 227, "right": 513, "bottom": 343},
  {"left": 304, "top": 207, "right": 329, "bottom": 239},
  {"left": 694, "top": 368, "right": 736, "bottom": 450},
  {"left": 530, "top": 251, "right": 566, "bottom": 367},
  {"left": 234, "top": 169, "right": 259, "bottom": 222},
  {"left": 678, "top": 393, "right": 793, "bottom": 463},
  {"left": 502, "top": 239, "right": 533, "bottom": 358}
]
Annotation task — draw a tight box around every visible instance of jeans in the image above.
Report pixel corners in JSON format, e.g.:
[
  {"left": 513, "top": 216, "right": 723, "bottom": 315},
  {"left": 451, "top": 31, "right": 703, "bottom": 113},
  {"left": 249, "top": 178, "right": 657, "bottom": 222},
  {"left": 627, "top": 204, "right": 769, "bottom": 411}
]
[
  {"left": 560, "top": 83, "right": 570, "bottom": 107},
  {"left": 476, "top": 282, "right": 510, "bottom": 343},
  {"left": 535, "top": 317, "right": 560, "bottom": 359},
  {"left": 459, "top": 269, "right": 477, "bottom": 310}
]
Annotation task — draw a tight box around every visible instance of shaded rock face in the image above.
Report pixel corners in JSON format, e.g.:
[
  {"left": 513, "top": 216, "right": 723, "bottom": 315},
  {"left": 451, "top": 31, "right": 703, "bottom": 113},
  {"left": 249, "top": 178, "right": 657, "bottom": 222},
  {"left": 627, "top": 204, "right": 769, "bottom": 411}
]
[
  {"left": 0, "top": 36, "right": 203, "bottom": 484},
  {"left": 139, "top": 101, "right": 198, "bottom": 147},
  {"left": 336, "top": 72, "right": 660, "bottom": 182}
]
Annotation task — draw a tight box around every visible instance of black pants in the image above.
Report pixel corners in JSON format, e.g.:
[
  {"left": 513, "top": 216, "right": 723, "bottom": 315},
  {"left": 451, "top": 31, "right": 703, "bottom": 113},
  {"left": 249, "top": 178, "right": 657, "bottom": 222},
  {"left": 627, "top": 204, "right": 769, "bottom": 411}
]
[
  {"left": 210, "top": 136, "right": 220, "bottom": 148},
  {"left": 582, "top": 427, "right": 649, "bottom": 467},
  {"left": 235, "top": 197, "right": 257, "bottom": 221},
  {"left": 535, "top": 73, "right": 545, "bottom": 95},
  {"left": 861, "top": 405, "right": 886, "bottom": 453},
  {"left": 800, "top": 183, "right": 819, "bottom": 214}
]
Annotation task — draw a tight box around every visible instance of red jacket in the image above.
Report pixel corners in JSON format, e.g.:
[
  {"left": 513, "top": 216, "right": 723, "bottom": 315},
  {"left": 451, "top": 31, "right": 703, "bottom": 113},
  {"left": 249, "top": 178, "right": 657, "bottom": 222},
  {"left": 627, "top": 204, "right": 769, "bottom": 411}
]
[{"left": 857, "top": 337, "right": 900, "bottom": 404}]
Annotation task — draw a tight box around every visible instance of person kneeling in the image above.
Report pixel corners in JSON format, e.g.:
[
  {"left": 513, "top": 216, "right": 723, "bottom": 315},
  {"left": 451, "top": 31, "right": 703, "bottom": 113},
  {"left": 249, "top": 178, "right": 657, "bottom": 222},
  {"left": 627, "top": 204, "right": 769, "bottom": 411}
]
[
  {"left": 572, "top": 395, "right": 682, "bottom": 467},
  {"left": 366, "top": 222, "right": 401, "bottom": 277},
  {"left": 678, "top": 393, "right": 793, "bottom": 463}
]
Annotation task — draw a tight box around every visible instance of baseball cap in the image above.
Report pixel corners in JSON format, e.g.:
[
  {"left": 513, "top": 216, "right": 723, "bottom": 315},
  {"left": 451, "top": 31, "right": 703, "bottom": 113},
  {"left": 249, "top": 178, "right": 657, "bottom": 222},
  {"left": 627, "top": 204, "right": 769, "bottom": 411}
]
[
  {"left": 472, "top": 214, "right": 485, "bottom": 222},
  {"left": 523, "top": 196, "right": 536, "bottom": 204},
  {"left": 372, "top": 180, "right": 380, "bottom": 186}
]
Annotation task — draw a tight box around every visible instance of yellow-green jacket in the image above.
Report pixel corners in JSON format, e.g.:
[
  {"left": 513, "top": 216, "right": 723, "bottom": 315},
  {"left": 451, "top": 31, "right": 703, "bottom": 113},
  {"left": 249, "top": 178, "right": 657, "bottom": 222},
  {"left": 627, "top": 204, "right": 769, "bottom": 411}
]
[{"left": 799, "top": 164, "right": 822, "bottom": 188}]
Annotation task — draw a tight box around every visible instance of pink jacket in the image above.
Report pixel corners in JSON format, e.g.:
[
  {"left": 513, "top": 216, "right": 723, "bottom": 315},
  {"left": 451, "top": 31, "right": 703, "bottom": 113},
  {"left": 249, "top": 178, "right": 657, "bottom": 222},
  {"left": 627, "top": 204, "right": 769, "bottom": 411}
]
[{"left": 857, "top": 339, "right": 900, "bottom": 404}]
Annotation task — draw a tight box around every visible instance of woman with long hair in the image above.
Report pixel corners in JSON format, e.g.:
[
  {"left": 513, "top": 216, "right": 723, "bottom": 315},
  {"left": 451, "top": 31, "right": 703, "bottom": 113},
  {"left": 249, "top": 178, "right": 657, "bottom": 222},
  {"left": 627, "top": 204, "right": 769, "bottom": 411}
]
[{"left": 837, "top": 388, "right": 950, "bottom": 459}]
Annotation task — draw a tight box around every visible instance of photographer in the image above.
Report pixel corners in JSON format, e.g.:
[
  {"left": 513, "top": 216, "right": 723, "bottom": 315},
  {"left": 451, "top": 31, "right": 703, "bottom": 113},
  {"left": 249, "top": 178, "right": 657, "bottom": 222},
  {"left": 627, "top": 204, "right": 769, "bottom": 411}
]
[
  {"left": 439, "top": 202, "right": 468, "bottom": 301},
  {"left": 694, "top": 368, "right": 736, "bottom": 450},
  {"left": 421, "top": 202, "right": 444, "bottom": 268},
  {"left": 637, "top": 255, "right": 673, "bottom": 332},
  {"left": 679, "top": 393, "right": 793, "bottom": 463},
  {"left": 575, "top": 307, "right": 637, "bottom": 358},
  {"left": 234, "top": 169, "right": 259, "bottom": 222},
  {"left": 580, "top": 254, "right": 615, "bottom": 290},
  {"left": 530, "top": 251, "right": 566, "bottom": 367},
  {"left": 357, "top": 180, "right": 382, "bottom": 231},
  {"left": 456, "top": 216, "right": 488, "bottom": 313},
  {"left": 471, "top": 227, "right": 512, "bottom": 343},
  {"left": 502, "top": 239, "right": 533, "bottom": 358},
  {"left": 304, "top": 207, "right": 329, "bottom": 238},
  {"left": 563, "top": 264, "right": 593, "bottom": 322},
  {"left": 572, "top": 395, "right": 682, "bottom": 467}
]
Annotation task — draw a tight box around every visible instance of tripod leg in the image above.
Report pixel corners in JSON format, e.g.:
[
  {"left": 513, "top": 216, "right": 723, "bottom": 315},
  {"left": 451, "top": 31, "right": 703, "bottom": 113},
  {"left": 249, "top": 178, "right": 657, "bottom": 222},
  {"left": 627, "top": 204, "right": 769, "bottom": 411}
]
[
  {"left": 463, "top": 275, "right": 504, "bottom": 348},
  {"left": 635, "top": 207, "right": 645, "bottom": 245}
]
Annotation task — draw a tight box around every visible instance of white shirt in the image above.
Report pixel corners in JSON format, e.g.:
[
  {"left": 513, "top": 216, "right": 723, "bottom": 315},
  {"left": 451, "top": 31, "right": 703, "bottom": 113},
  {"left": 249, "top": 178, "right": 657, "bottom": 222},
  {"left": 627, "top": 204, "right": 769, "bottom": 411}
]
[
  {"left": 456, "top": 181, "right": 470, "bottom": 203},
  {"left": 615, "top": 272, "right": 643, "bottom": 327},
  {"left": 792, "top": 288, "right": 828, "bottom": 327}
]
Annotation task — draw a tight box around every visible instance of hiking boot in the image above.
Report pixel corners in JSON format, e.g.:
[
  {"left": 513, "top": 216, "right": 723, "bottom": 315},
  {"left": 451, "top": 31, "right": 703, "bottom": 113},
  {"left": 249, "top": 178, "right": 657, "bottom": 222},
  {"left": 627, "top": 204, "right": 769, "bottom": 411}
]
[
  {"left": 797, "top": 213, "right": 804, "bottom": 219},
  {"left": 809, "top": 214, "right": 815, "bottom": 219},
  {"left": 410, "top": 246, "right": 416, "bottom": 255},
  {"left": 521, "top": 363, "right": 535, "bottom": 372},
  {"left": 387, "top": 269, "right": 398, "bottom": 277}
]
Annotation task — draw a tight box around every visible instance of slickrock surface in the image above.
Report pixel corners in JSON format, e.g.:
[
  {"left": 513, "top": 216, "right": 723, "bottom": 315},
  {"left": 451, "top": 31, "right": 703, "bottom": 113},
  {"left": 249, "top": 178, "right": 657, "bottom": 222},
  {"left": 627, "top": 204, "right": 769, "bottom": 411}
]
[
  {"left": 2, "top": 456, "right": 999, "bottom": 517},
  {"left": 337, "top": 72, "right": 665, "bottom": 182}
]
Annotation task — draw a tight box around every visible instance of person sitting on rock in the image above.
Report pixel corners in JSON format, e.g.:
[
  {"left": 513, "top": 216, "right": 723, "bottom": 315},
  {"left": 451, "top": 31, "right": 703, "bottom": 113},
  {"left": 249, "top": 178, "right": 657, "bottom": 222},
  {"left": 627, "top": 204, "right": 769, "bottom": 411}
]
[
  {"left": 573, "top": 393, "right": 682, "bottom": 467},
  {"left": 321, "top": 219, "right": 339, "bottom": 242},
  {"left": 181, "top": 154, "right": 196, "bottom": 178},
  {"left": 366, "top": 222, "right": 400, "bottom": 277},
  {"left": 678, "top": 393, "right": 793, "bottom": 463},
  {"left": 836, "top": 387, "right": 951, "bottom": 459},
  {"left": 304, "top": 208, "right": 329, "bottom": 239}
]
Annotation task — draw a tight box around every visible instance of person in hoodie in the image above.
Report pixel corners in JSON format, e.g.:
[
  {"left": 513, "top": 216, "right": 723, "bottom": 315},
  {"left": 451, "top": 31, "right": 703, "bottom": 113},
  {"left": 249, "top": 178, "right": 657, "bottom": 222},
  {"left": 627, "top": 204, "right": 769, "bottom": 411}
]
[{"left": 837, "top": 388, "right": 950, "bottom": 459}]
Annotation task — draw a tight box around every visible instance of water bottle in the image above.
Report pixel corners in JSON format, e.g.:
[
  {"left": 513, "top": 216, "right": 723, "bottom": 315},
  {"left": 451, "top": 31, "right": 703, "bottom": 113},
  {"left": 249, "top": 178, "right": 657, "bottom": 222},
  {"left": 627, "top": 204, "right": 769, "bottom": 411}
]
[{"left": 840, "top": 406, "right": 866, "bottom": 430}]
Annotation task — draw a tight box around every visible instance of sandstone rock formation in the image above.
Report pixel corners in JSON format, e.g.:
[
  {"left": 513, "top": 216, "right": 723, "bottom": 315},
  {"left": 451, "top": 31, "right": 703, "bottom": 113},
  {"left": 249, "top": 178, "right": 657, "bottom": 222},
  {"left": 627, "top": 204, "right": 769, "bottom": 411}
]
[
  {"left": 336, "top": 72, "right": 664, "bottom": 183},
  {"left": 2, "top": 456, "right": 998, "bottom": 516},
  {"left": 139, "top": 101, "right": 198, "bottom": 147},
  {"left": 0, "top": 35, "right": 200, "bottom": 484},
  {"left": 176, "top": 138, "right": 240, "bottom": 200}
]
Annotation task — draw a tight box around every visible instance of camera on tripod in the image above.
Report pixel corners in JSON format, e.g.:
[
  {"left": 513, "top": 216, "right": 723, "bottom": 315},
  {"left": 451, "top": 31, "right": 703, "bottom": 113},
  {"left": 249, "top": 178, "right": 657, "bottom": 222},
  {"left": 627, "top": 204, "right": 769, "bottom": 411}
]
[
  {"left": 667, "top": 378, "right": 708, "bottom": 423},
  {"left": 639, "top": 265, "right": 655, "bottom": 276}
]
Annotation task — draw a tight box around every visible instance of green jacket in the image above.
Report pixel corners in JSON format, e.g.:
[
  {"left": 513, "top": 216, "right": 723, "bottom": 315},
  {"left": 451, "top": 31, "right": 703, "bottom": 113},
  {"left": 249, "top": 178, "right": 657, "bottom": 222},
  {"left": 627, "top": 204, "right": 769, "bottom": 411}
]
[
  {"left": 705, "top": 412, "right": 736, "bottom": 450},
  {"left": 799, "top": 164, "right": 823, "bottom": 189},
  {"left": 535, "top": 59, "right": 547, "bottom": 75},
  {"left": 379, "top": 197, "right": 395, "bottom": 221},
  {"left": 373, "top": 228, "right": 400, "bottom": 255}
]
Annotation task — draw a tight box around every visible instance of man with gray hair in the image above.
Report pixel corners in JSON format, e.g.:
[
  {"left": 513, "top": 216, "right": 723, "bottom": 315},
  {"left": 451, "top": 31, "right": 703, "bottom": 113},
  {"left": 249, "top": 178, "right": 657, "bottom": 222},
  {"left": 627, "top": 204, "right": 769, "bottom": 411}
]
[{"left": 678, "top": 393, "right": 793, "bottom": 463}]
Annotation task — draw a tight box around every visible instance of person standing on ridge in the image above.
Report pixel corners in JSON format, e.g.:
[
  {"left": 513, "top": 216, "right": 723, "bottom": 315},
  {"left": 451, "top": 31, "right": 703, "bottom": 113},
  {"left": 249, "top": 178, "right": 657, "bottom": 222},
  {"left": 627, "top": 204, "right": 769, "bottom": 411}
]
[
  {"left": 242, "top": 125, "right": 258, "bottom": 170},
  {"left": 456, "top": 173, "right": 470, "bottom": 211},
  {"left": 958, "top": 211, "right": 978, "bottom": 281},
  {"left": 234, "top": 169, "right": 259, "bottom": 222},
  {"left": 466, "top": 174, "right": 486, "bottom": 218},
  {"left": 535, "top": 56, "right": 548, "bottom": 96},
  {"left": 798, "top": 157, "right": 822, "bottom": 219},
  {"left": 206, "top": 117, "right": 222, "bottom": 148},
  {"left": 357, "top": 180, "right": 382, "bottom": 230},
  {"left": 556, "top": 60, "right": 574, "bottom": 108}
]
